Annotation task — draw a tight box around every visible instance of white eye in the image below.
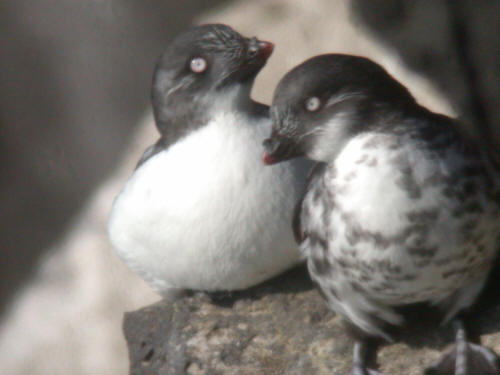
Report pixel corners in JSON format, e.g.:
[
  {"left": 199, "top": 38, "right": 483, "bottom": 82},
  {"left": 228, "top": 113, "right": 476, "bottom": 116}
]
[
  {"left": 305, "top": 96, "right": 321, "bottom": 112},
  {"left": 190, "top": 57, "right": 207, "bottom": 73},
  {"left": 248, "top": 45, "right": 258, "bottom": 57}
]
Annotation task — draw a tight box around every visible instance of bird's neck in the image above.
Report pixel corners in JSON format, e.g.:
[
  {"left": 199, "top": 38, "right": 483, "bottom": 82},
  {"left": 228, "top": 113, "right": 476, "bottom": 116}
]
[{"left": 153, "top": 83, "right": 259, "bottom": 148}]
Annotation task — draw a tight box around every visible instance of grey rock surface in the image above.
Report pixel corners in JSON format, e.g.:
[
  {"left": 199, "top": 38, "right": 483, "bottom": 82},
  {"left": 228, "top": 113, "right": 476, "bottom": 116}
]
[{"left": 123, "top": 266, "right": 500, "bottom": 375}]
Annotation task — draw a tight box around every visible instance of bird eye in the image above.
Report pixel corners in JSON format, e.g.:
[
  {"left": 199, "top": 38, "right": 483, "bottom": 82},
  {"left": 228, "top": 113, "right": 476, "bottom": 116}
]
[
  {"left": 305, "top": 97, "right": 321, "bottom": 112},
  {"left": 189, "top": 57, "right": 207, "bottom": 74},
  {"left": 248, "top": 45, "right": 258, "bottom": 58}
]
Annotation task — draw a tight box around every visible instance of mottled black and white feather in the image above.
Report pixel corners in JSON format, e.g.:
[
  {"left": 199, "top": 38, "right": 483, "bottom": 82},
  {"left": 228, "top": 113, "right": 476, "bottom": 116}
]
[{"left": 266, "top": 54, "right": 500, "bottom": 341}]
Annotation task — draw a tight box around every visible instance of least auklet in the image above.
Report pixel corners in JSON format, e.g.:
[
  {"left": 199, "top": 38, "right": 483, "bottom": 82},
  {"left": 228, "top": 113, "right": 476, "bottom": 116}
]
[
  {"left": 263, "top": 54, "right": 500, "bottom": 375},
  {"left": 108, "top": 24, "right": 311, "bottom": 300}
]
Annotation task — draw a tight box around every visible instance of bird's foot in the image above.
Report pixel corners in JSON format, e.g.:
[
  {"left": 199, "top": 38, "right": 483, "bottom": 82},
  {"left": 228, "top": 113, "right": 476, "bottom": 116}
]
[
  {"left": 425, "top": 320, "right": 500, "bottom": 375},
  {"left": 425, "top": 342, "right": 499, "bottom": 375},
  {"left": 351, "top": 341, "right": 388, "bottom": 375}
]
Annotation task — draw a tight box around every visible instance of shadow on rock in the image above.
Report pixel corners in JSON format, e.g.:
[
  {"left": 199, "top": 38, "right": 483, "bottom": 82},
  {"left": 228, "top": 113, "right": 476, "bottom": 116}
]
[{"left": 205, "top": 263, "right": 314, "bottom": 308}]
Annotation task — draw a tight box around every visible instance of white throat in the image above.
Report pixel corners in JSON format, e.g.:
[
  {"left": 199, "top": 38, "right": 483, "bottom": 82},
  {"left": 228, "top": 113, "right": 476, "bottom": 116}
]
[{"left": 307, "top": 112, "right": 351, "bottom": 163}]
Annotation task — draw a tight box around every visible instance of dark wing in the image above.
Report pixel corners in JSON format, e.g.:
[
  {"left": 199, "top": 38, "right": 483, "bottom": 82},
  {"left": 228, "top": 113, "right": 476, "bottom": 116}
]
[
  {"left": 249, "top": 100, "right": 269, "bottom": 120},
  {"left": 292, "top": 162, "right": 327, "bottom": 244},
  {"left": 135, "top": 137, "right": 166, "bottom": 169}
]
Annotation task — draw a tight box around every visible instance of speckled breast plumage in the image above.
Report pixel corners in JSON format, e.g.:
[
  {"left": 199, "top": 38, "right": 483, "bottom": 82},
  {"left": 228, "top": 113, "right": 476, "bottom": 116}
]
[{"left": 300, "top": 126, "right": 500, "bottom": 337}]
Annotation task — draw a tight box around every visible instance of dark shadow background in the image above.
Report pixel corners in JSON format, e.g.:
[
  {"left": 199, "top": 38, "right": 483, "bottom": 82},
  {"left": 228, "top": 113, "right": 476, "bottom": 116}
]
[
  {"left": 351, "top": 0, "right": 500, "bottom": 162},
  {"left": 0, "top": 0, "right": 229, "bottom": 315}
]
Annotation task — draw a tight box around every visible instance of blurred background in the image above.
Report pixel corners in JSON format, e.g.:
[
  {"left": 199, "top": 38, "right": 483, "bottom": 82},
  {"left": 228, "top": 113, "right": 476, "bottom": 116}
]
[{"left": 0, "top": 0, "right": 498, "bottom": 374}]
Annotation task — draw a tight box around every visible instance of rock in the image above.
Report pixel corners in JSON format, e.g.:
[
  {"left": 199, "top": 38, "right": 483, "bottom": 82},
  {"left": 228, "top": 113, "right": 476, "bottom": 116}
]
[
  {"left": 123, "top": 265, "right": 500, "bottom": 375},
  {"left": 0, "top": 0, "right": 228, "bottom": 313},
  {"left": 123, "top": 267, "right": 346, "bottom": 375},
  {"left": 351, "top": 0, "right": 500, "bottom": 159}
]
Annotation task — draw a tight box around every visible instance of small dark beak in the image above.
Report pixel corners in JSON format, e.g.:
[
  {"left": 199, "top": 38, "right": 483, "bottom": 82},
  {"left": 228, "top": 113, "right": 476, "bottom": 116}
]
[
  {"left": 247, "top": 37, "right": 274, "bottom": 62},
  {"left": 262, "top": 136, "right": 298, "bottom": 165},
  {"left": 256, "top": 40, "right": 274, "bottom": 60},
  {"left": 231, "top": 39, "right": 274, "bottom": 85}
]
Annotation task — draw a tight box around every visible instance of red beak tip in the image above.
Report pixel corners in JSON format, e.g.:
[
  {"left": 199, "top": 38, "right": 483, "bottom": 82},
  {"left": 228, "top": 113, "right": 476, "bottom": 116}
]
[
  {"left": 265, "top": 41, "right": 274, "bottom": 52},
  {"left": 259, "top": 40, "right": 274, "bottom": 59},
  {"left": 262, "top": 152, "right": 276, "bottom": 165}
]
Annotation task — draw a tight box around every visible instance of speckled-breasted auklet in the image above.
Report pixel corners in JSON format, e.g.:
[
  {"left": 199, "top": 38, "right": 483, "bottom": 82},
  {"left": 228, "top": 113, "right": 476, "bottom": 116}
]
[
  {"left": 263, "top": 54, "right": 500, "bottom": 375},
  {"left": 108, "top": 24, "right": 311, "bottom": 300}
]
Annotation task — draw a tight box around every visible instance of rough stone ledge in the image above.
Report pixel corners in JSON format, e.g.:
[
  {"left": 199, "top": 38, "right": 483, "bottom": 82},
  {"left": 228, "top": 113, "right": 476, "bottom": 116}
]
[{"left": 123, "top": 265, "right": 500, "bottom": 375}]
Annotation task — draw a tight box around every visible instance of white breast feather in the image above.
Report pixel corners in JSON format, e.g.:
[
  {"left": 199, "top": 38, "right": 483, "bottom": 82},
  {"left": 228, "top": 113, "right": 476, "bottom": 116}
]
[{"left": 108, "top": 109, "right": 306, "bottom": 293}]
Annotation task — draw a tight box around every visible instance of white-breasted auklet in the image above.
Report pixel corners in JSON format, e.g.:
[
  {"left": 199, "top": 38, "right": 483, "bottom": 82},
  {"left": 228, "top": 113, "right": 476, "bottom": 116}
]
[{"left": 108, "top": 24, "right": 311, "bottom": 300}]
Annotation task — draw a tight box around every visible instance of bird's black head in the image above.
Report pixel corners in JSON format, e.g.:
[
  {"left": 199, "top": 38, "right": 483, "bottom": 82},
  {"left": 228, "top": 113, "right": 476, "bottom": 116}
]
[
  {"left": 152, "top": 24, "right": 273, "bottom": 137},
  {"left": 262, "top": 54, "right": 416, "bottom": 164}
]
